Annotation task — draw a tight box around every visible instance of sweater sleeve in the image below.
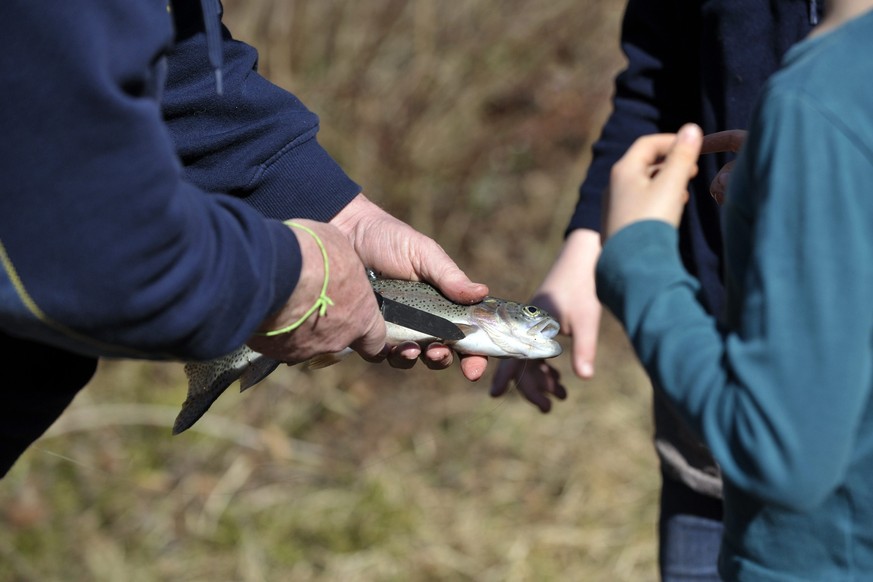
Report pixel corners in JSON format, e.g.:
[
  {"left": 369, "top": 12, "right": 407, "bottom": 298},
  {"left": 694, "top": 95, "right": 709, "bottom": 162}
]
[
  {"left": 0, "top": 2, "right": 301, "bottom": 361},
  {"left": 161, "top": 1, "right": 362, "bottom": 221},
  {"left": 596, "top": 92, "right": 873, "bottom": 511},
  {"left": 567, "top": 0, "right": 699, "bottom": 234}
]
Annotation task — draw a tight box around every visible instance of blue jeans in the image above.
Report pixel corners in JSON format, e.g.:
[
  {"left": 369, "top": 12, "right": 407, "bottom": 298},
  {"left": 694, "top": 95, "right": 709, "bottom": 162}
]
[{"left": 659, "top": 477, "right": 724, "bottom": 581}]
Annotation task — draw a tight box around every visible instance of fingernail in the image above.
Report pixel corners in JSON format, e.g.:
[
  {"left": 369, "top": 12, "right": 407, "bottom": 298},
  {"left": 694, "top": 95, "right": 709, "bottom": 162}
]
[{"left": 679, "top": 124, "right": 702, "bottom": 142}]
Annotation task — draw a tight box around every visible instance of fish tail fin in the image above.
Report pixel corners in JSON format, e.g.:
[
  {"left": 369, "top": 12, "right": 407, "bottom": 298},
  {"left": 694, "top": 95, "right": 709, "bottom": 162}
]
[
  {"left": 175, "top": 349, "right": 280, "bottom": 435},
  {"left": 172, "top": 366, "right": 241, "bottom": 435}
]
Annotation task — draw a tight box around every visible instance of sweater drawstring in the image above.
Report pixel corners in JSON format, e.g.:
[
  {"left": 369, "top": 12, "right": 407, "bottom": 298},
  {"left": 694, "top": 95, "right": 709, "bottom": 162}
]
[
  {"left": 200, "top": 0, "right": 224, "bottom": 95},
  {"left": 809, "top": 0, "right": 820, "bottom": 26}
]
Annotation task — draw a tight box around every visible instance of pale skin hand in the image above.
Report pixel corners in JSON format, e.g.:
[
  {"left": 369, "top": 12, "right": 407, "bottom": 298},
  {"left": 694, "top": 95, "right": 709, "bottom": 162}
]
[
  {"left": 330, "top": 193, "right": 491, "bottom": 381},
  {"left": 602, "top": 123, "right": 703, "bottom": 241},
  {"left": 490, "top": 124, "right": 704, "bottom": 411},
  {"left": 489, "top": 229, "right": 602, "bottom": 412},
  {"left": 702, "top": 129, "right": 746, "bottom": 205},
  {"left": 247, "top": 218, "right": 387, "bottom": 363}
]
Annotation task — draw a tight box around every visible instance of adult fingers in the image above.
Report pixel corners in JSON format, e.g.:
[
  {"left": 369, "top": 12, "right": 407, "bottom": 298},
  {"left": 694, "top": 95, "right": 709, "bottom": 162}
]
[
  {"left": 701, "top": 129, "right": 747, "bottom": 155},
  {"left": 411, "top": 242, "right": 490, "bottom": 304},
  {"left": 709, "top": 159, "right": 736, "bottom": 206},
  {"left": 512, "top": 361, "right": 566, "bottom": 413},
  {"left": 459, "top": 353, "right": 488, "bottom": 381},
  {"left": 413, "top": 243, "right": 489, "bottom": 305},
  {"left": 421, "top": 343, "right": 454, "bottom": 370},
  {"left": 490, "top": 358, "right": 525, "bottom": 397},
  {"left": 383, "top": 341, "right": 422, "bottom": 369}
]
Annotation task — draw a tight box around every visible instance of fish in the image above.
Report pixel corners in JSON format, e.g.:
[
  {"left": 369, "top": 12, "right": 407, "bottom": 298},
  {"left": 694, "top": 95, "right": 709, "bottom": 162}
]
[{"left": 174, "top": 272, "right": 562, "bottom": 434}]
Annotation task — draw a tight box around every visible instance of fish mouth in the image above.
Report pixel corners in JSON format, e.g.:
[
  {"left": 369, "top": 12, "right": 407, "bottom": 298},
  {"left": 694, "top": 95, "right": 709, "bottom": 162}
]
[
  {"left": 530, "top": 319, "right": 560, "bottom": 339},
  {"left": 530, "top": 319, "right": 561, "bottom": 339}
]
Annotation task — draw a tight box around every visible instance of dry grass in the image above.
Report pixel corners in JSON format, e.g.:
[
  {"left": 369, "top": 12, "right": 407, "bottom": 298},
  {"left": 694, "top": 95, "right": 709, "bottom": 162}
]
[{"left": 0, "top": 1, "right": 664, "bottom": 580}]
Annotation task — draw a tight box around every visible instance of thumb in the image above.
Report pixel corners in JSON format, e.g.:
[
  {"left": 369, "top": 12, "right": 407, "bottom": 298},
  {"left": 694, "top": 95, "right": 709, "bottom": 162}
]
[
  {"left": 432, "top": 266, "right": 489, "bottom": 304},
  {"left": 417, "top": 253, "right": 489, "bottom": 304},
  {"left": 657, "top": 124, "right": 703, "bottom": 187}
]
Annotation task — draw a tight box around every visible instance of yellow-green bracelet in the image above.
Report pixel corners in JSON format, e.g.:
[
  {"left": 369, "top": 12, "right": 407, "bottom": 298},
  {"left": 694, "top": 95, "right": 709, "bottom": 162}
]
[{"left": 257, "top": 221, "right": 334, "bottom": 336}]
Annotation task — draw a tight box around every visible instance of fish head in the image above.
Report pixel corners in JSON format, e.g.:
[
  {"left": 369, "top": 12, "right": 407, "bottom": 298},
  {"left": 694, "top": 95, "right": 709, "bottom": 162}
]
[{"left": 467, "top": 298, "right": 562, "bottom": 359}]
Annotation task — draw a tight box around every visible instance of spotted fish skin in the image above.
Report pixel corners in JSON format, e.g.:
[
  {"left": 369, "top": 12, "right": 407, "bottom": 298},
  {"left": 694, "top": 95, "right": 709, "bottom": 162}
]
[
  {"left": 369, "top": 274, "right": 561, "bottom": 358},
  {"left": 371, "top": 277, "right": 472, "bottom": 321},
  {"left": 173, "top": 272, "right": 562, "bottom": 434}
]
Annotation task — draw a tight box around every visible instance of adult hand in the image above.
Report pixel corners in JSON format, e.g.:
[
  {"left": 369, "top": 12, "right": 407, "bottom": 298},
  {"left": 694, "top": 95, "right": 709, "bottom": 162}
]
[
  {"left": 246, "top": 219, "right": 387, "bottom": 363},
  {"left": 603, "top": 123, "right": 703, "bottom": 241},
  {"left": 702, "top": 129, "right": 747, "bottom": 205},
  {"left": 330, "top": 193, "right": 490, "bottom": 380},
  {"left": 489, "top": 229, "right": 600, "bottom": 411}
]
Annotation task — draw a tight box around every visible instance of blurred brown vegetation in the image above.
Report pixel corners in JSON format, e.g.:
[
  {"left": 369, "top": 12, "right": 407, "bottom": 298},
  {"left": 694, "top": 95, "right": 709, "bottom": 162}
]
[{"left": 0, "top": 1, "right": 661, "bottom": 580}]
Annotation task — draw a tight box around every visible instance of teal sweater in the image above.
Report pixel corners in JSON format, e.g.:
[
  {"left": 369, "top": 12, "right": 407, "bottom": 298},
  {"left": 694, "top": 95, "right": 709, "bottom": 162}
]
[{"left": 597, "top": 11, "right": 873, "bottom": 581}]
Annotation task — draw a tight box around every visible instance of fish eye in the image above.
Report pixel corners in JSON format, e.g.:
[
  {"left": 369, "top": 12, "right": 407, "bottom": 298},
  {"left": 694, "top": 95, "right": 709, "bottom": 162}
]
[{"left": 523, "top": 305, "right": 541, "bottom": 317}]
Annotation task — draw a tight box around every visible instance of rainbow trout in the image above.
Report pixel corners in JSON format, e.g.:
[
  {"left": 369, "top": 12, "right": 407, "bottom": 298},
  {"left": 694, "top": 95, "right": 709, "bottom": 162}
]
[{"left": 174, "top": 273, "right": 562, "bottom": 434}]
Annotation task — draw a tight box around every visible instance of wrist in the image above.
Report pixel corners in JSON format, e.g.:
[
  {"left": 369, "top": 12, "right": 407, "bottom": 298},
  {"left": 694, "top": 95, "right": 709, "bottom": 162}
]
[
  {"left": 256, "top": 221, "right": 334, "bottom": 335},
  {"left": 330, "top": 192, "right": 372, "bottom": 241}
]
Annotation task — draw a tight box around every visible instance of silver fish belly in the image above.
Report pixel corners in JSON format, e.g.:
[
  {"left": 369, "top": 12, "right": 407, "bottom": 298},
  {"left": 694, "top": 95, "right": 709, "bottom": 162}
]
[{"left": 173, "top": 276, "right": 561, "bottom": 434}]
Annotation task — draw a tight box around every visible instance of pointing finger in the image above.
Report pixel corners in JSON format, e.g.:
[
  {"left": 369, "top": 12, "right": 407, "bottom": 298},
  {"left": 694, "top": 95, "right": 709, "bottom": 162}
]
[{"left": 701, "top": 129, "right": 747, "bottom": 155}]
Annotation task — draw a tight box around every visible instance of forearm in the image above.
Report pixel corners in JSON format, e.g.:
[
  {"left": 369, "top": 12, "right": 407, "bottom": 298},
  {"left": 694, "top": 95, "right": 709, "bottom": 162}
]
[
  {"left": 0, "top": 1, "right": 301, "bottom": 360},
  {"left": 568, "top": 0, "right": 698, "bottom": 234},
  {"left": 597, "top": 214, "right": 871, "bottom": 511}
]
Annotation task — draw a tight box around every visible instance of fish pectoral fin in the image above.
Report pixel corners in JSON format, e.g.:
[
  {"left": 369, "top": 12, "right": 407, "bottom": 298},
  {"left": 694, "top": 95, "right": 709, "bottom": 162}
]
[
  {"left": 306, "top": 349, "right": 353, "bottom": 370},
  {"left": 471, "top": 318, "right": 527, "bottom": 358}
]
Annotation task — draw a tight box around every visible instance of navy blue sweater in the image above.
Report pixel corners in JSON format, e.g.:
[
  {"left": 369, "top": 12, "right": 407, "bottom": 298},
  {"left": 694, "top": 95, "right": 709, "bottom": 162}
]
[{"left": 0, "top": 1, "right": 361, "bottom": 360}]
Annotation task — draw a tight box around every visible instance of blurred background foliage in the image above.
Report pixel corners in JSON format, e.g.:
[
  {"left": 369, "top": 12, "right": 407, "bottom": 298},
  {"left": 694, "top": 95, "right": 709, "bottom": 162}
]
[{"left": 1, "top": 1, "right": 661, "bottom": 580}]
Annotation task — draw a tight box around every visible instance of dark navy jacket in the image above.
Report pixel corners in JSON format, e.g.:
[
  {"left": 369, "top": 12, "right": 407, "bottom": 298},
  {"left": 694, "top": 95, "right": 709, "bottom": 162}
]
[
  {"left": 570, "top": 0, "right": 822, "bottom": 318},
  {"left": 0, "top": 1, "right": 360, "bottom": 361},
  {"left": 567, "top": 0, "right": 822, "bottom": 496}
]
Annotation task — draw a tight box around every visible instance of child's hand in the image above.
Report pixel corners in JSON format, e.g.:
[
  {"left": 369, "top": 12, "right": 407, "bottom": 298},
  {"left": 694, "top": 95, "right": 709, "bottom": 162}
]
[{"left": 602, "top": 123, "right": 703, "bottom": 241}]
